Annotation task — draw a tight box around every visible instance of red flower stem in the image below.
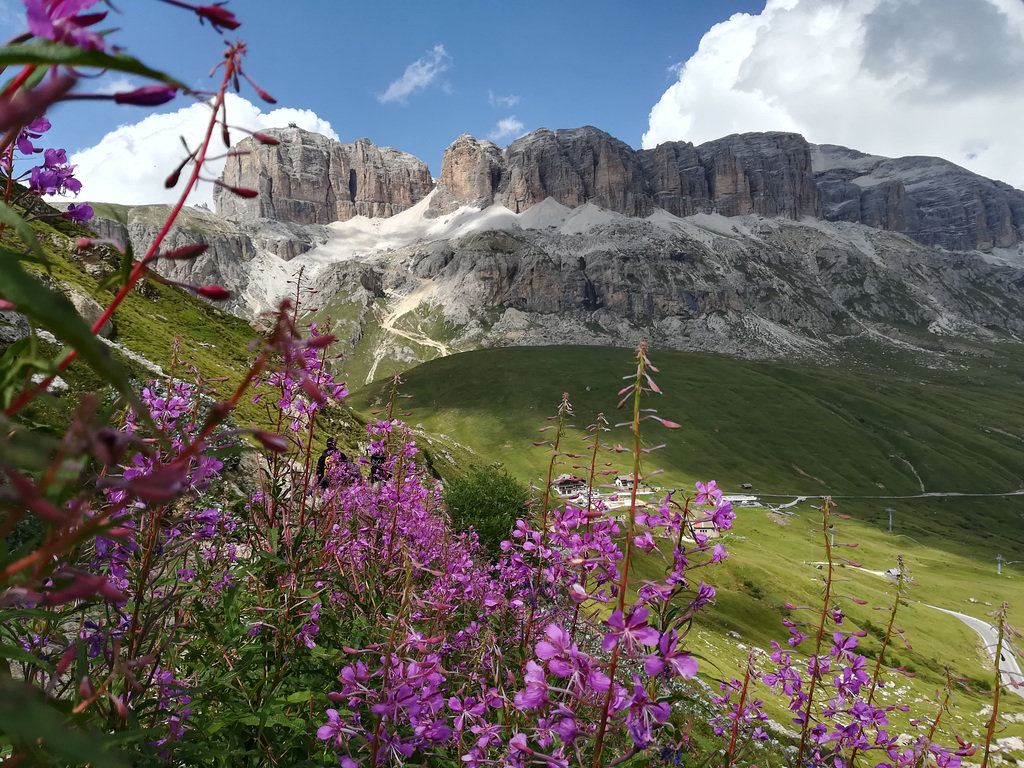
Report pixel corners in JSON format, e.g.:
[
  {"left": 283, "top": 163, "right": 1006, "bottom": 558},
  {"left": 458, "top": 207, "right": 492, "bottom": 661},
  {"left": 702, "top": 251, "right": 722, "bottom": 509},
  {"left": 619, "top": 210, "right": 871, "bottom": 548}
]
[
  {"left": 521, "top": 395, "right": 569, "bottom": 658},
  {"left": 5, "top": 45, "right": 245, "bottom": 416},
  {"left": 1, "top": 64, "right": 36, "bottom": 99},
  {"left": 592, "top": 347, "right": 647, "bottom": 768},
  {"left": 726, "top": 652, "right": 756, "bottom": 766},
  {"left": 795, "top": 500, "right": 836, "bottom": 768},
  {"left": 981, "top": 603, "right": 1010, "bottom": 768}
]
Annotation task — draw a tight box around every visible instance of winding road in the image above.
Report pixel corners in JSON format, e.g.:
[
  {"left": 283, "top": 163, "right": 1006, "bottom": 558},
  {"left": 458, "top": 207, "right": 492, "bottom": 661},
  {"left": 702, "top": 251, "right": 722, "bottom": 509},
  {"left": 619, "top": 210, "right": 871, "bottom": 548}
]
[{"left": 924, "top": 605, "right": 1024, "bottom": 699}]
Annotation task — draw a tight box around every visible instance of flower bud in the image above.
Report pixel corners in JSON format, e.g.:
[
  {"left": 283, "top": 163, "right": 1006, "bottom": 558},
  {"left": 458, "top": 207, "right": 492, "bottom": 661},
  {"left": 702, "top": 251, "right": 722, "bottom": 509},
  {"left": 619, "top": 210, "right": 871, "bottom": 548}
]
[
  {"left": 162, "top": 244, "right": 209, "bottom": 260},
  {"left": 111, "top": 694, "right": 129, "bottom": 719},
  {"left": 252, "top": 132, "right": 280, "bottom": 145},
  {"left": 254, "top": 430, "right": 289, "bottom": 453},
  {"left": 56, "top": 644, "right": 77, "bottom": 675},
  {"left": 114, "top": 85, "right": 177, "bottom": 106},
  {"left": 127, "top": 460, "right": 187, "bottom": 502},
  {"left": 79, "top": 676, "right": 94, "bottom": 699},
  {"left": 0, "top": 299, "right": 15, "bottom": 310},
  {"left": 196, "top": 3, "right": 240, "bottom": 30},
  {"left": 301, "top": 375, "right": 325, "bottom": 403},
  {"left": 92, "top": 428, "right": 129, "bottom": 466},
  {"left": 305, "top": 334, "right": 336, "bottom": 349},
  {"left": 223, "top": 184, "right": 258, "bottom": 198},
  {"left": 196, "top": 285, "right": 231, "bottom": 301}
]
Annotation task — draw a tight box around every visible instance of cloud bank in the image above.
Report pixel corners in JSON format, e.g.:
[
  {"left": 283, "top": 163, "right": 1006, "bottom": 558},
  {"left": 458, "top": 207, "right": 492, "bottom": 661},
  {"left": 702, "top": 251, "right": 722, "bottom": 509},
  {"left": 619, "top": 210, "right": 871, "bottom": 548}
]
[
  {"left": 643, "top": 0, "right": 1024, "bottom": 189},
  {"left": 378, "top": 45, "right": 452, "bottom": 104},
  {"left": 69, "top": 93, "right": 338, "bottom": 207}
]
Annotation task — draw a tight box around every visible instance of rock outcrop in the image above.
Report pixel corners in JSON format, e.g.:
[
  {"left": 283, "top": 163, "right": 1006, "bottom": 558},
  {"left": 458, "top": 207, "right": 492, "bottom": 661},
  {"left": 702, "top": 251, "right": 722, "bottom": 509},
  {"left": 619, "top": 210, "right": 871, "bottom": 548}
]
[
  {"left": 423, "top": 127, "right": 1024, "bottom": 252},
  {"left": 87, "top": 205, "right": 308, "bottom": 317},
  {"left": 306, "top": 206, "right": 1024, "bottom": 381},
  {"left": 212, "top": 125, "right": 1024, "bottom": 254},
  {"left": 215, "top": 127, "right": 433, "bottom": 225},
  {"left": 426, "top": 127, "right": 823, "bottom": 222},
  {"left": 812, "top": 145, "right": 1024, "bottom": 251}
]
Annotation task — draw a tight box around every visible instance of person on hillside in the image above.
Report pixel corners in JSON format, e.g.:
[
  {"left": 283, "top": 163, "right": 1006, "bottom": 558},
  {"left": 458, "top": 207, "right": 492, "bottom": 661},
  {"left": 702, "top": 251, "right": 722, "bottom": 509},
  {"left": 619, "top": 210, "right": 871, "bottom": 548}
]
[
  {"left": 316, "top": 437, "right": 343, "bottom": 489},
  {"left": 369, "top": 447, "right": 391, "bottom": 486}
]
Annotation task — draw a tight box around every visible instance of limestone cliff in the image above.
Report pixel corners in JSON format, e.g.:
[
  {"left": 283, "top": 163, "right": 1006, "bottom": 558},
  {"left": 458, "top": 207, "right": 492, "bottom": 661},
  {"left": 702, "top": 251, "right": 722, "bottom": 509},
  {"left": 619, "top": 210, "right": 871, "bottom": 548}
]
[
  {"left": 812, "top": 145, "right": 1024, "bottom": 251},
  {"left": 426, "top": 127, "right": 822, "bottom": 221},
  {"left": 215, "top": 127, "right": 433, "bottom": 225}
]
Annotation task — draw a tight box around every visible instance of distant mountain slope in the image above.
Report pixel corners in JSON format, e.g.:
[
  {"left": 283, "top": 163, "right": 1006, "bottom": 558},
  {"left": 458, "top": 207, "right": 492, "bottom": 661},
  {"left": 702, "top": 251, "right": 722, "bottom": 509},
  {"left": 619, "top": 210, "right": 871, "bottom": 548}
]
[{"left": 87, "top": 126, "right": 1024, "bottom": 383}]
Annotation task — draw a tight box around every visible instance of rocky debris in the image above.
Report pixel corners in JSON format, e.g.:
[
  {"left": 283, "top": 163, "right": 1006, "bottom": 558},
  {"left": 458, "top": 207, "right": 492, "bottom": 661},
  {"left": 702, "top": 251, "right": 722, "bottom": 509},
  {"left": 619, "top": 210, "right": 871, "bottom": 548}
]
[
  {"left": 0, "top": 310, "right": 29, "bottom": 349},
  {"left": 88, "top": 204, "right": 330, "bottom": 316},
  {"left": 216, "top": 127, "right": 433, "bottom": 225},
  {"left": 308, "top": 208, "right": 1024, "bottom": 378},
  {"left": 813, "top": 144, "right": 1024, "bottom": 251},
  {"left": 62, "top": 283, "right": 113, "bottom": 338}
]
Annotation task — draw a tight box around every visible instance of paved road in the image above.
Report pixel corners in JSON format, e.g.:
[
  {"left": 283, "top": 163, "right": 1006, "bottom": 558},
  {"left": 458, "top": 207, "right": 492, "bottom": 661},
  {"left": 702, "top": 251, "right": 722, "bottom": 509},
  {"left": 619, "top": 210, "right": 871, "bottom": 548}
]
[{"left": 924, "top": 604, "right": 1024, "bottom": 699}]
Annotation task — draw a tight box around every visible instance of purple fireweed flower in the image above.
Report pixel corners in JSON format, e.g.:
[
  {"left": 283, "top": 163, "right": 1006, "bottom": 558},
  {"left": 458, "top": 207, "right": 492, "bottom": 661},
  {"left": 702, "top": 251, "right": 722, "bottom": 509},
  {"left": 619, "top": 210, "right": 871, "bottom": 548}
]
[
  {"left": 711, "top": 542, "right": 728, "bottom": 562},
  {"left": 830, "top": 631, "right": 858, "bottom": 659},
  {"left": 43, "top": 147, "right": 67, "bottom": 166},
  {"left": 29, "top": 162, "right": 81, "bottom": 195},
  {"left": 692, "top": 581, "right": 716, "bottom": 610},
  {"left": 601, "top": 607, "right": 660, "bottom": 654},
  {"left": 61, "top": 202, "right": 93, "bottom": 221},
  {"left": 15, "top": 116, "right": 50, "bottom": 155},
  {"left": 24, "top": 0, "right": 107, "bottom": 49},
  {"left": 536, "top": 624, "right": 573, "bottom": 666},
  {"left": 625, "top": 675, "right": 671, "bottom": 749},
  {"left": 643, "top": 628, "right": 697, "bottom": 678},
  {"left": 317, "top": 708, "right": 346, "bottom": 749},
  {"left": 448, "top": 696, "right": 485, "bottom": 732},
  {"left": 695, "top": 480, "right": 721, "bottom": 506},
  {"left": 712, "top": 499, "right": 735, "bottom": 530},
  {"left": 513, "top": 660, "right": 548, "bottom": 710}
]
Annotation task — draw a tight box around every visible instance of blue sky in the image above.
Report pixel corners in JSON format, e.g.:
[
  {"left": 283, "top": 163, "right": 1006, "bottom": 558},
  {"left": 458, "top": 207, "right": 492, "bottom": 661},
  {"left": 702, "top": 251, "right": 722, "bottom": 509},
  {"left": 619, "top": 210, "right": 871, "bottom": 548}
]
[{"left": 5, "top": 0, "right": 1024, "bottom": 207}]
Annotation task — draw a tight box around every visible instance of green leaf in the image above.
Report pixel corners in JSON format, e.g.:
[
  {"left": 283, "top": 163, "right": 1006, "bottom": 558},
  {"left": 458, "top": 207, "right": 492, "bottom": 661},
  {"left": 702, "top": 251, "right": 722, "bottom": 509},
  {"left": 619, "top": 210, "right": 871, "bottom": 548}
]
[
  {"left": 0, "top": 259, "right": 141, "bottom": 412},
  {"left": 0, "top": 207, "right": 46, "bottom": 261},
  {"left": 284, "top": 690, "right": 314, "bottom": 704},
  {"left": 1, "top": 62, "right": 46, "bottom": 94},
  {"left": 0, "top": 41, "right": 188, "bottom": 89},
  {"left": 0, "top": 677, "right": 128, "bottom": 767},
  {"left": 0, "top": 639, "right": 46, "bottom": 666}
]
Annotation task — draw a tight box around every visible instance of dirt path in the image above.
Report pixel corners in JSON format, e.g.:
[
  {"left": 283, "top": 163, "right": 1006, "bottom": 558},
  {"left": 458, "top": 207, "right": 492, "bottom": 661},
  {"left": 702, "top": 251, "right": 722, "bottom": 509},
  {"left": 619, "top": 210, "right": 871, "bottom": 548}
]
[{"left": 365, "top": 280, "right": 451, "bottom": 383}]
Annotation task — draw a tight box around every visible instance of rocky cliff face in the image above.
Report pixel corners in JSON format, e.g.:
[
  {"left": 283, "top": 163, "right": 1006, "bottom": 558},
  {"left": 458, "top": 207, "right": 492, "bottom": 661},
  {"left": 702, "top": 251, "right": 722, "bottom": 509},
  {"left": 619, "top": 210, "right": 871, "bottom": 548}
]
[
  {"left": 812, "top": 145, "right": 1024, "bottom": 251},
  {"left": 87, "top": 204, "right": 321, "bottom": 317},
  {"left": 216, "top": 127, "right": 433, "bottom": 225},
  {"left": 426, "top": 127, "right": 822, "bottom": 222},
  {"left": 304, "top": 203, "right": 1024, "bottom": 383},
  {"left": 213, "top": 125, "right": 1024, "bottom": 254}
]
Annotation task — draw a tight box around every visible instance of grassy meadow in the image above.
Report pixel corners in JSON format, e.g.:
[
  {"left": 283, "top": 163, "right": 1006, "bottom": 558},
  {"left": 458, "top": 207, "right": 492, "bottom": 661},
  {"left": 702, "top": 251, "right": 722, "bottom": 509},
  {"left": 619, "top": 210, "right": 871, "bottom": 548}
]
[{"left": 350, "top": 342, "right": 1024, "bottom": 741}]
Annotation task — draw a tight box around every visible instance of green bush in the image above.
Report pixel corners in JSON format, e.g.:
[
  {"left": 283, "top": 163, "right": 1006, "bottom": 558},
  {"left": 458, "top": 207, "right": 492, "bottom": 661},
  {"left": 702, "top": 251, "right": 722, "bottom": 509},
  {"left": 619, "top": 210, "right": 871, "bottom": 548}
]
[{"left": 444, "top": 465, "right": 528, "bottom": 555}]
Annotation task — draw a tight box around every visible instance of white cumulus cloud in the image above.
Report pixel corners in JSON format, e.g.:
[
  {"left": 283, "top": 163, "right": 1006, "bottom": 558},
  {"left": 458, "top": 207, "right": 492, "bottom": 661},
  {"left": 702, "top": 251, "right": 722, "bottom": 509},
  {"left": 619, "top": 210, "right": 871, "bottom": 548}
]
[
  {"left": 68, "top": 93, "right": 338, "bottom": 207},
  {"left": 378, "top": 45, "right": 452, "bottom": 104},
  {"left": 643, "top": 0, "right": 1024, "bottom": 189},
  {"left": 488, "top": 116, "right": 525, "bottom": 142}
]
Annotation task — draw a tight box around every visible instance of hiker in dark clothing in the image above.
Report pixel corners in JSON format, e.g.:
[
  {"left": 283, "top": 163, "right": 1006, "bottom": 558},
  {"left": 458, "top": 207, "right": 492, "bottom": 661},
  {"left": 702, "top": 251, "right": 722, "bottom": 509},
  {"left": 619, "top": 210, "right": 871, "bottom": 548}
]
[
  {"left": 369, "top": 448, "right": 391, "bottom": 485},
  {"left": 316, "top": 437, "right": 343, "bottom": 489}
]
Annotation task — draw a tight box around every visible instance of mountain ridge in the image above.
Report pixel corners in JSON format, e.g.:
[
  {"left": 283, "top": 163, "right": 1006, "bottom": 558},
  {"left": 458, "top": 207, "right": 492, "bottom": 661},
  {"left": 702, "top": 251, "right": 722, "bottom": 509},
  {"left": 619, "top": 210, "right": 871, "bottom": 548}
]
[{"left": 85, "top": 125, "right": 1024, "bottom": 383}]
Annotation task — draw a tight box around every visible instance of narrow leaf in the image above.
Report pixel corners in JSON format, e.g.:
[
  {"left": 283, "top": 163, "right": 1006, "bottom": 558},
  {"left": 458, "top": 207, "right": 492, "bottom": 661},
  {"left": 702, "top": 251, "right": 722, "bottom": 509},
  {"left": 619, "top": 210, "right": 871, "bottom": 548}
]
[
  {"left": 0, "top": 205, "right": 45, "bottom": 261},
  {"left": 0, "top": 41, "right": 187, "bottom": 89},
  {"left": 0, "top": 260, "right": 139, "bottom": 411}
]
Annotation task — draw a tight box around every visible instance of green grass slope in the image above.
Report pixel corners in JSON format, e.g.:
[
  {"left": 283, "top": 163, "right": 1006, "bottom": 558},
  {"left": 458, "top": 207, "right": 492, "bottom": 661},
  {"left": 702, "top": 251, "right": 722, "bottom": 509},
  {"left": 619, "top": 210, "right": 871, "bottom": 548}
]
[
  {"left": 350, "top": 344, "right": 1024, "bottom": 495},
  {"left": 351, "top": 343, "right": 1024, "bottom": 736}
]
